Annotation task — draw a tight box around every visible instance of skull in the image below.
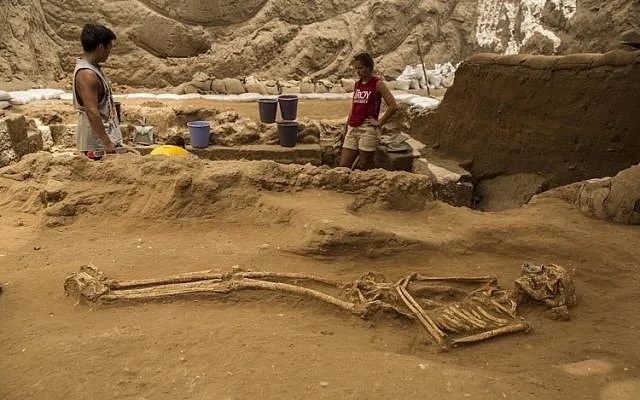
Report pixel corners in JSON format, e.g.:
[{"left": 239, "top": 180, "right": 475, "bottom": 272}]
[{"left": 514, "top": 263, "right": 577, "bottom": 308}]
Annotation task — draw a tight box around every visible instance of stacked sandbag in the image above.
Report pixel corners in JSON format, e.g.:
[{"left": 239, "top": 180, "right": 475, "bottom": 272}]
[
  {"left": 174, "top": 69, "right": 448, "bottom": 97},
  {"left": 8, "top": 89, "right": 65, "bottom": 105},
  {"left": 0, "top": 91, "right": 11, "bottom": 111},
  {"left": 395, "top": 62, "right": 459, "bottom": 90}
]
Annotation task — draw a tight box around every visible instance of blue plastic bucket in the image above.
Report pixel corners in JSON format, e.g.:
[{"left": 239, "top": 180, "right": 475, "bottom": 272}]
[{"left": 187, "top": 121, "right": 211, "bottom": 148}]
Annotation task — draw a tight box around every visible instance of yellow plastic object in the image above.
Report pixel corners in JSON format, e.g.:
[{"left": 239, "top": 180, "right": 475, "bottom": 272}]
[{"left": 149, "top": 145, "right": 189, "bottom": 156}]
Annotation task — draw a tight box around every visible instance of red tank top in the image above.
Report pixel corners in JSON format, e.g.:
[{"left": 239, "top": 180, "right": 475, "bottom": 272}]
[{"left": 349, "top": 76, "right": 381, "bottom": 127}]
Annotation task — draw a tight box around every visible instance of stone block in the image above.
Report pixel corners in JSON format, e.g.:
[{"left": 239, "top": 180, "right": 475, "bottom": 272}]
[
  {"left": 49, "top": 124, "right": 76, "bottom": 147},
  {"left": 413, "top": 157, "right": 473, "bottom": 207},
  {"left": 27, "top": 131, "right": 44, "bottom": 153},
  {"left": 375, "top": 146, "right": 416, "bottom": 172},
  {"left": 0, "top": 114, "right": 42, "bottom": 167}
]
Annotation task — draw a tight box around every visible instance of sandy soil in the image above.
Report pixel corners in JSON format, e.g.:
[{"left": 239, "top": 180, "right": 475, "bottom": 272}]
[{"left": 1, "top": 100, "right": 639, "bottom": 400}]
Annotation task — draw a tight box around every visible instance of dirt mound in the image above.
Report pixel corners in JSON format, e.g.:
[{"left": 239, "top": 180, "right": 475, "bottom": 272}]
[
  {"left": 0, "top": 152, "right": 434, "bottom": 226},
  {"left": 411, "top": 50, "right": 640, "bottom": 193},
  {"left": 1, "top": 0, "right": 638, "bottom": 88}
]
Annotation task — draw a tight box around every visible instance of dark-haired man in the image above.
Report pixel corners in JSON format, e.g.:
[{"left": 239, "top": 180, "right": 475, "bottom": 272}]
[
  {"left": 73, "top": 23, "right": 123, "bottom": 159},
  {"left": 339, "top": 52, "right": 397, "bottom": 170}
]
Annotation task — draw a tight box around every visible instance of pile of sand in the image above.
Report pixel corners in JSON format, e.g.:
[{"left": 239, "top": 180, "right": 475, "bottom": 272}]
[{"left": 0, "top": 152, "right": 434, "bottom": 225}]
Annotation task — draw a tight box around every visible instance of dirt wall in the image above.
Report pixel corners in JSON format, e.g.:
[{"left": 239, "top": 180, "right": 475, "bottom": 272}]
[
  {"left": 0, "top": 0, "right": 637, "bottom": 89},
  {"left": 412, "top": 50, "right": 640, "bottom": 187}
]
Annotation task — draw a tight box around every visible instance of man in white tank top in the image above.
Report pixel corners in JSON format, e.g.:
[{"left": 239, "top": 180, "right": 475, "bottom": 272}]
[{"left": 73, "top": 23, "right": 123, "bottom": 159}]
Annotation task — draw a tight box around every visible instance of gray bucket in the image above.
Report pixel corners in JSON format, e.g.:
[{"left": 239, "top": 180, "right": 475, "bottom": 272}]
[
  {"left": 278, "top": 95, "right": 298, "bottom": 121},
  {"left": 258, "top": 99, "right": 277, "bottom": 123},
  {"left": 187, "top": 121, "right": 211, "bottom": 148},
  {"left": 114, "top": 101, "right": 122, "bottom": 123},
  {"left": 277, "top": 121, "right": 298, "bottom": 147}
]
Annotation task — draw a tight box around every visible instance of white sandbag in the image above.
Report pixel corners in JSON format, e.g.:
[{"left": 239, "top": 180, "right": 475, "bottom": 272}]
[
  {"left": 316, "top": 79, "right": 334, "bottom": 89},
  {"left": 178, "top": 94, "right": 203, "bottom": 100},
  {"left": 157, "top": 93, "right": 182, "bottom": 100},
  {"left": 0, "top": 101, "right": 10, "bottom": 109},
  {"left": 322, "top": 93, "right": 350, "bottom": 100},
  {"left": 236, "top": 93, "right": 262, "bottom": 102},
  {"left": 394, "top": 80, "right": 412, "bottom": 91},
  {"left": 0, "top": 91, "right": 10, "bottom": 101},
  {"left": 29, "top": 88, "right": 65, "bottom": 100},
  {"left": 341, "top": 78, "right": 356, "bottom": 92},
  {"left": 217, "top": 95, "right": 244, "bottom": 102},
  {"left": 264, "top": 85, "right": 279, "bottom": 95},
  {"left": 408, "top": 97, "right": 440, "bottom": 109},
  {"left": 280, "top": 86, "right": 300, "bottom": 94},
  {"left": 298, "top": 93, "right": 325, "bottom": 100},
  {"left": 397, "top": 65, "right": 419, "bottom": 81},
  {"left": 244, "top": 82, "right": 267, "bottom": 95},
  {"left": 299, "top": 82, "right": 315, "bottom": 94},
  {"left": 254, "top": 94, "right": 278, "bottom": 100},
  {"left": 244, "top": 75, "right": 261, "bottom": 85},
  {"left": 59, "top": 93, "right": 73, "bottom": 101},
  {"left": 201, "top": 94, "right": 227, "bottom": 101},
  {"left": 9, "top": 91, "right": 37, "bottom": 105},
  {"left": 126, "top": 93, "right": 158, "bottom": 99},
  {"left": 395, "top": 94, "right": 420, "bottom": 103},
  {"left": 211, "top": 79, "right": 227, "bottom": 94},
  {"left": 223, "top": 78, "right": 246, "bottom": 95},
  {"left": 314, "top": 84, "right": 329, "bottom": 94}
]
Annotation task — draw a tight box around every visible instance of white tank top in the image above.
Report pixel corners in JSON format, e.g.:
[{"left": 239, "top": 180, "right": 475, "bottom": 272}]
[{"left": 72, "top": 58, "right": 122, "bottom": 151}]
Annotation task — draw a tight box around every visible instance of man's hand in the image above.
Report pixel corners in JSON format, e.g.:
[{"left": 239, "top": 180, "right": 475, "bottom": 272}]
[{"left": 101, "top": 137, "right": 115, "bottom": 154}]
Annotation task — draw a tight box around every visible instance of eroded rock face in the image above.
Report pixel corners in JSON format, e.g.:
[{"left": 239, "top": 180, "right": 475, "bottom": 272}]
[
  {"left": 141, "top": 0, "right": 268, "bottom": 25},
  {"left": 130, "top": 14, "right": 211, "bottom": 58},
  {"left": 1, "top": 0, "right": 636, "bottom": 87}
]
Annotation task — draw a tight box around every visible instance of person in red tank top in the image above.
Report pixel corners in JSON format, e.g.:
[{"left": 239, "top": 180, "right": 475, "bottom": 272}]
[{"left": 339, "top": 53, "right": 398, "bottom": 170}]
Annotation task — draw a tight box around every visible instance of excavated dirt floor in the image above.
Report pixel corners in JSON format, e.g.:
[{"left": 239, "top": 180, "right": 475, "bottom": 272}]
[{"left": 1, "top": 100, "right": 639, "bottom": 400}]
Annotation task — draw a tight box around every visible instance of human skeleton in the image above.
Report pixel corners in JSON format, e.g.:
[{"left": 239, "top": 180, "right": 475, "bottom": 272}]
[{"left": 65, "top": 262, "right": 576, "bottom": 350}]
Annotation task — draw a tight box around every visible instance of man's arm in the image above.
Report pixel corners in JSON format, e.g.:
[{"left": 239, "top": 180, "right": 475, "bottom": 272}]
[
  {"left": 374, "top": 80, "right": 398, "bottom": 127},
  {"left": 75, "top": 69, "right": 114, "bottom": 153}
]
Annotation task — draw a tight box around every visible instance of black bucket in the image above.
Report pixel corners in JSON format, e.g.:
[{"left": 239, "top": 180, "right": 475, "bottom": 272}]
[
  {"left": 258, "top": 98, "right": 277, "bottom": 123},
  {"left": 277, "top": 121, "right": 298, "bottom": 147},
  {"left": 277, "top": 95, "right": 298, "bottom": 121},
  {"left": 114, "top": 101, "right": 122, "bottom": 123}
]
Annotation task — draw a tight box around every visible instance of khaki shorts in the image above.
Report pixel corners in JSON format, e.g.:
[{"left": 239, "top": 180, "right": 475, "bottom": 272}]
[{"left": 342, "top": 125, "right": 380, "bottom": 152}]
